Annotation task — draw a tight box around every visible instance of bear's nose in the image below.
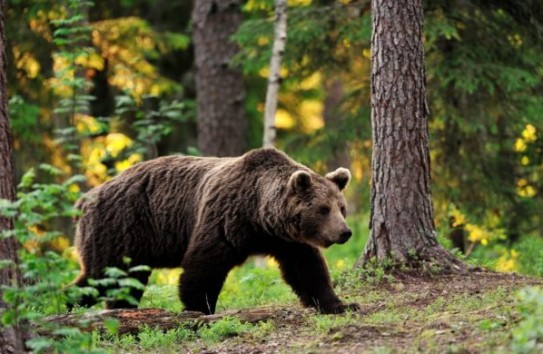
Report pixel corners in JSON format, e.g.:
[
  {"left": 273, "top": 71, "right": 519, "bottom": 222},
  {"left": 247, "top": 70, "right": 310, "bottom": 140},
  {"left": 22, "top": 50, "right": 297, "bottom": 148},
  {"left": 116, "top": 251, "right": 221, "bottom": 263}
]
[{"left": 340, "top": 229, "right": 352, "bottom": 242}]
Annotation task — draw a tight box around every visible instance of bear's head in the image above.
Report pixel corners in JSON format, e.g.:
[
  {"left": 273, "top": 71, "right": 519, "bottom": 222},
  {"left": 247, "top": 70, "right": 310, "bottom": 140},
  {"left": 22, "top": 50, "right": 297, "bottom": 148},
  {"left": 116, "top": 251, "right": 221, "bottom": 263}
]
[{"left": 286, "top": 167, "right": 353, "bottom": 248}]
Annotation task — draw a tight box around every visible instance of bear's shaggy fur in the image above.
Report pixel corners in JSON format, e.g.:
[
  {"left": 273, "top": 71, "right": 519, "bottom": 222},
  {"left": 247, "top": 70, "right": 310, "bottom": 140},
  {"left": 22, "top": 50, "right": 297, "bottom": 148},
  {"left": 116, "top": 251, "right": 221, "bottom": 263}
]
[{"left": 72, "top": 148, "right": 358, "bottom": 314}]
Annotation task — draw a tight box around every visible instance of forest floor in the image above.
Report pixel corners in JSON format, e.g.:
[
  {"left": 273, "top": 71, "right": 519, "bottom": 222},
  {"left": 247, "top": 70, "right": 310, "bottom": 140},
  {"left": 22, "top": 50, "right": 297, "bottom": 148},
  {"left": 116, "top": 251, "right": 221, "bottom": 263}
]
[{"left": 177, "top": 271, "right": 541, "bottom": 354}]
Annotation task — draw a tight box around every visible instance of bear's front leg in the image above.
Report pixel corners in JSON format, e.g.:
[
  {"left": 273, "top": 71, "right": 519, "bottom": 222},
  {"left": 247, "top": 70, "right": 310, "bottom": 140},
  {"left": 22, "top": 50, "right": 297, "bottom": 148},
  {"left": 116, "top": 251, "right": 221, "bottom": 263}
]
[
  {"left": 180, "top": 241, "right": 241, "bottom": 314},
  {"left": 272, "top": 243, "right": 359, "bottom": 314}
]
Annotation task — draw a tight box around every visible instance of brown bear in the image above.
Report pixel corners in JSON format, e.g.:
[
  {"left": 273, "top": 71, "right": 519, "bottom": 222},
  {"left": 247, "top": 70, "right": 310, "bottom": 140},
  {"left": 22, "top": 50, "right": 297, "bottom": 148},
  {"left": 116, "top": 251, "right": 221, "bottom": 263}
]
[{"left": 72, "top": 148, "right": 359, "bottom": 314}]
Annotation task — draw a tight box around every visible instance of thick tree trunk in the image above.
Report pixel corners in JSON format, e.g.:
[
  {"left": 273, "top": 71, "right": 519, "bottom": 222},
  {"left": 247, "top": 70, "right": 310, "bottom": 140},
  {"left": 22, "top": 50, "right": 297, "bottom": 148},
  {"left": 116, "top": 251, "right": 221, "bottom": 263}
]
[
  {"left": 0, "top": 1, "right": 28, "bottom": 351},
  {"left": 357, "top": 0, "right": 465, "bottom": 271},
  {"left": 193, "top": 0, "right": 247, "bottom": 157}
]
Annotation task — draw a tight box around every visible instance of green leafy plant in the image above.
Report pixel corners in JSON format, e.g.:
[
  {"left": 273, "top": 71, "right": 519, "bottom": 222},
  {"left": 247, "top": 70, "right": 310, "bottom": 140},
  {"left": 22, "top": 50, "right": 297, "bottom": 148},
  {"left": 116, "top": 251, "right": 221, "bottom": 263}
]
[
  {"left": 0, "top": 165, "right": 83, "bottom": 315},
  {"left": 114, "top": 94, "right": 195, "bottom": 157},
  {"left": 0, "top": 166, "right": 102, "bottom": 352},
  {"left": 50, "top": 0, "right": 95, "bottom": 161},
  {"left": 0, "top": 165, "right": 152, "bottom": 352},
  {"left": 88, "top": 260, "right": 151, "bottom": 307},
  {"left": 511, "top": 287, "right": 543, "bottom": 353}
]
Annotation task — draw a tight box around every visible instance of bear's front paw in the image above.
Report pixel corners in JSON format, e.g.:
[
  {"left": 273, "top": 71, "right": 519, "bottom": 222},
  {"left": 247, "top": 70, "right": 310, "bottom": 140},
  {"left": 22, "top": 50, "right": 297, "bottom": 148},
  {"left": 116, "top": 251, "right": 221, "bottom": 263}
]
[{"left": 320, "top": 302, "right": 361, "bottom": 314}]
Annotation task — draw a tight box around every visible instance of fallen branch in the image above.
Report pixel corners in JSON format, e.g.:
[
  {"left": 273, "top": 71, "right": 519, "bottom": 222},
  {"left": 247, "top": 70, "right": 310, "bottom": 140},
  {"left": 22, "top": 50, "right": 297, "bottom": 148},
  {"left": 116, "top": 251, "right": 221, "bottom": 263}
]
[{"left": 40, "top": 307, "right": 285, "bottom": 336}]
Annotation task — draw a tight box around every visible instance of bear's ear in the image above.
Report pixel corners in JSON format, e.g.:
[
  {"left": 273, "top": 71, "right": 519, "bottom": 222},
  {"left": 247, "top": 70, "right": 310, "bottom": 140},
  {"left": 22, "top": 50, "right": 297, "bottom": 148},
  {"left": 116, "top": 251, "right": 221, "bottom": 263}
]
[
  {"left": 325, "top": 167, "right": 351, "bottom": 191},
  {"left": 288, "top": 170, "right": 312, "bottom": 193}
]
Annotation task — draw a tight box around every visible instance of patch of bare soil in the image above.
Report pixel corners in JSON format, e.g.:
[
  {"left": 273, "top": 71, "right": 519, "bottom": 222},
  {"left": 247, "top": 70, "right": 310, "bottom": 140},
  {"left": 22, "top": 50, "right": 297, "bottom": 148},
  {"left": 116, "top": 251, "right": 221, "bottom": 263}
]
[
  {"left": 383, "top": 269, "right": 542, "bottom": 309},
  {"left": 195, "top": 271, "right": 543, "bottom": 354}
]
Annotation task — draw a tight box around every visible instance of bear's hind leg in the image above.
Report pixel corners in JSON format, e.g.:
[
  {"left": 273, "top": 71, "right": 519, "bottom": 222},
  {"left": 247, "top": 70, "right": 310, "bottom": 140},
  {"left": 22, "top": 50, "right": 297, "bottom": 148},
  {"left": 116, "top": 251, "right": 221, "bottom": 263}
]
[
  {"left": 179, "top": 266, "right": 230, "bottom": 314},
  {"left": 180, "top": 241, "right": 240, "bottom": 314}
]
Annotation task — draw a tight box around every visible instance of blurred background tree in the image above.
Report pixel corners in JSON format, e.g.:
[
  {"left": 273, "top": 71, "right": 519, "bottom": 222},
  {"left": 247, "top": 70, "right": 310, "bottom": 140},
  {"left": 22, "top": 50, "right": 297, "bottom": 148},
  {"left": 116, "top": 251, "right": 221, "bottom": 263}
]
[
  {"left": 3, "top": 0, "right": 543, "bottom": 268},
  {"left": 192, "top": 0, "right": 247, "bottom": 156}
]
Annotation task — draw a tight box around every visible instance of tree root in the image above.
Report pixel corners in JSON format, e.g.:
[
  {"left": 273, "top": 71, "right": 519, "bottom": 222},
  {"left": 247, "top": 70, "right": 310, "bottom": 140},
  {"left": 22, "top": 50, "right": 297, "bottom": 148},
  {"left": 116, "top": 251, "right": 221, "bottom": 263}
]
[{"left": 357, "top": 244, "right": 476, "bottom": 277}]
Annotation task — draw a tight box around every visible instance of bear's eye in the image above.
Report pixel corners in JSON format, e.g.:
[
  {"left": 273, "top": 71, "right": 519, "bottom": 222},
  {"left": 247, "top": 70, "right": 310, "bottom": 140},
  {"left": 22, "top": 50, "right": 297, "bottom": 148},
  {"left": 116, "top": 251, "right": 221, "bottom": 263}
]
[
  {"left": 319, "top": 206, "right": 330, "bottom": 216},
  {"left": 340, "top": 205, "right": 347, "bottom": 217}
]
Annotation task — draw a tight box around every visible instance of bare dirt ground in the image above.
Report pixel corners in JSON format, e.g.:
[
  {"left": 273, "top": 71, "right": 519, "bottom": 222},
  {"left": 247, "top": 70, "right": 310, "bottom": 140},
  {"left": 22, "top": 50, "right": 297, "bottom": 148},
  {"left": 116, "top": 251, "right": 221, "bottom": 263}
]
[{"left": 187, "top": 271, "right": 542, "bottom": 354}]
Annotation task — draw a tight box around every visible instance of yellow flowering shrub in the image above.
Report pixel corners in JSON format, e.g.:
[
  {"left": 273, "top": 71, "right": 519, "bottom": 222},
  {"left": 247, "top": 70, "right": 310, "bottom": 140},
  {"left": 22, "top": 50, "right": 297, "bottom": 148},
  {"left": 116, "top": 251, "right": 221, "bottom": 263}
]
[
  {"left": 154, "top": 269, "right": 183, "bottom": 286},
  {"left": 496, "top": 249, "right": 519, "bottom": 273},
  {"left": 448, "top": 206, "right": 506, "bottom": 247},
  {"left": 516, "top": 178, "right": 537, "bottom": 198},
  {"left": 76, "top": 116, "right": 143, "bottom": 185},
  {"left": 521, "top": 124, "right": 537, "bottom": 142}
]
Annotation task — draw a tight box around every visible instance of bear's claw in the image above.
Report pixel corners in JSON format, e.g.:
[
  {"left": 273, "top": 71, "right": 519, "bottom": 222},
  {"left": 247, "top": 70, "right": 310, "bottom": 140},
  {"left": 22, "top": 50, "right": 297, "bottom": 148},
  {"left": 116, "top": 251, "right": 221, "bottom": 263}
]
[{"left": 320, "top": 302, "right": 361, "bottom": 314}]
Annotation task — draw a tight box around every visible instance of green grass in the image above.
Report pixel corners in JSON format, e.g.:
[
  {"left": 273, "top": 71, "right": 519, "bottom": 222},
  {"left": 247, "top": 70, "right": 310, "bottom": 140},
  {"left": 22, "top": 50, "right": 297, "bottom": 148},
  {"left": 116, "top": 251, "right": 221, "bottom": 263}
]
[
  {"left": 140, "top": 284, "right": 182, "bottom": 312},
  {"left": 218, "top": 263, "right": 296, "bottom": 310},
  {"left": 96, "top": 271, "right": 543, "bottom": 354},
  {"left": 311, "top": 309, "right": 359, "bottom": 333},
  {"left": 98, "top": 325, "right": 192, "bottom": 353},
  {"left": 95, "top": 316, "right": 277, "bottom": 353}
]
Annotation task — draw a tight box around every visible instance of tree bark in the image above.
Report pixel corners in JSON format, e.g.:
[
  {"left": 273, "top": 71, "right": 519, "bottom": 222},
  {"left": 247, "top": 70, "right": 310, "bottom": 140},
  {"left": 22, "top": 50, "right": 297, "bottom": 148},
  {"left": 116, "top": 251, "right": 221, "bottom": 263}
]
[
  {"left": 193, "top": 0, "right": 247, "bottom": 157},
  {"left": 42, "top": 308, "right": 282, "bottom": 336},
  {"left": 357, "top": 0, "right": 465, "bottom": 271},
  {"left": 263, "top": 0, "right": 287, "bottom": 148},
  {"left": 0, "top": 0, "right": 28, "bottom": 350}
]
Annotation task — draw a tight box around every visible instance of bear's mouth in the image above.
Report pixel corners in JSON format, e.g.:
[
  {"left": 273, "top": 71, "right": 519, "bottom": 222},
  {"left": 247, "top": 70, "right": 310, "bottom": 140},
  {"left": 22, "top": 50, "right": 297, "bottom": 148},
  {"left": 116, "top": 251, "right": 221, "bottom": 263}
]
[
  {"left": 320, "top": 235, "right": 350, "bottom": 248},
  {"left": 336, "top": 236, "right": 350, "bottom": 245},
  {"left": 301, "top": 235, "right": 331, "bottom": 249},
  {"left": 303, "top": 234, "right": 347, "bottom": 249},
  {"left": 322, "top": 240, "right": 334, "bottom": 248}
]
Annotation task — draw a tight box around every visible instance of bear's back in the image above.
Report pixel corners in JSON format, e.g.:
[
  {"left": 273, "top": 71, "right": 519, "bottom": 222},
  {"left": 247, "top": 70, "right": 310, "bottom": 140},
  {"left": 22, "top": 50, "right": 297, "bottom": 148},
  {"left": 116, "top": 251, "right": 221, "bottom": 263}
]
[{"left": 75, "top": 155, "right": 227, "bottom": 267}]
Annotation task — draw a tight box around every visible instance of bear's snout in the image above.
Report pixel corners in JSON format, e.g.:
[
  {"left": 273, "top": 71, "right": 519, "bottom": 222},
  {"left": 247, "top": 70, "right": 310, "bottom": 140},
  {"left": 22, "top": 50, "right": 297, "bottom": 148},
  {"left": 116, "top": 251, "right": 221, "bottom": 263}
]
[{"left": 338, "top": 229, "right": 352, "bottom": 244}]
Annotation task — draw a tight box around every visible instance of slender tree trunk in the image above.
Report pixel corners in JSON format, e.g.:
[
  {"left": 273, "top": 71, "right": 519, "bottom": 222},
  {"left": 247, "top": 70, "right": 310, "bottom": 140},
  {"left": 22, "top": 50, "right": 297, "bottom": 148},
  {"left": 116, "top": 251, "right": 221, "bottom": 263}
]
[
  {"left": 193, "top": 0, "right": 247, "bottom": 157},
  {"left": 253, "top": 0, "right": 288, "bottom": 268},
  {"left": 356, "top": 0, "right": 465, "bottom": 271},
  {"left": 263, "top": 0, "right": 287, "bottom": 148},
  {"left": 0, "top": 0, "right": 28, "bottom": 350}
]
